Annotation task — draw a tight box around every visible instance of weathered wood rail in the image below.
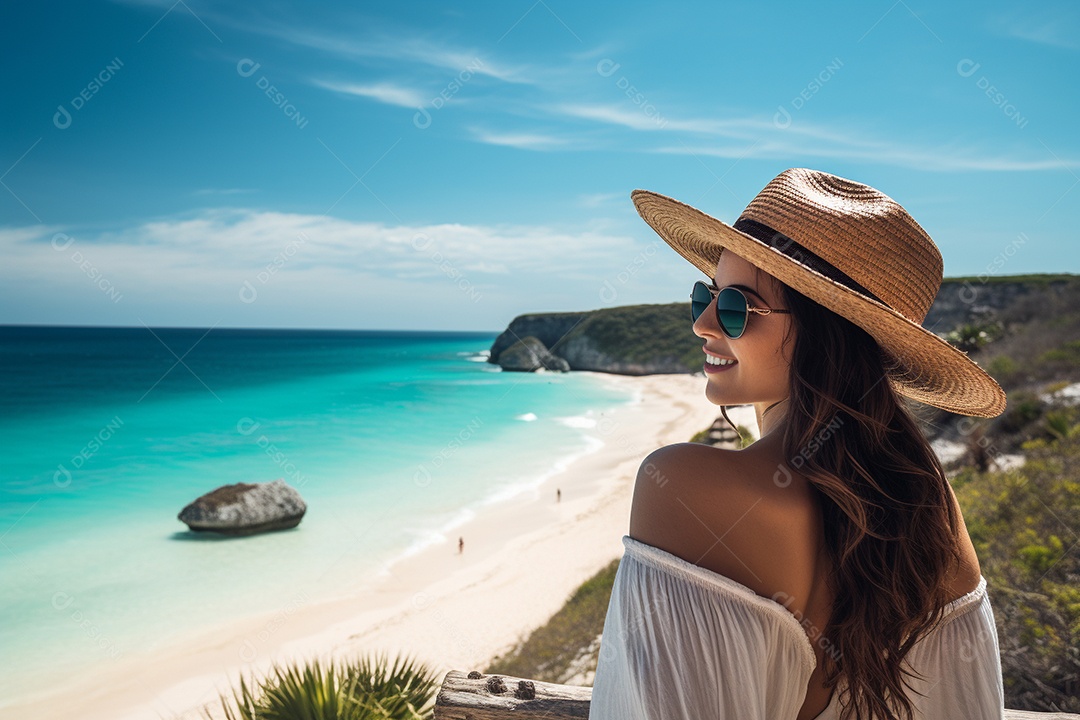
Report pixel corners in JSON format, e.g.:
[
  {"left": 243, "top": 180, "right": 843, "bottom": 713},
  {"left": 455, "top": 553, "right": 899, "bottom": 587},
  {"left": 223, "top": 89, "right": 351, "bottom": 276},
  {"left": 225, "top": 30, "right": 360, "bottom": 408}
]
[{"left": 433, "top": 669, "right": 1080, "bottom": 719}]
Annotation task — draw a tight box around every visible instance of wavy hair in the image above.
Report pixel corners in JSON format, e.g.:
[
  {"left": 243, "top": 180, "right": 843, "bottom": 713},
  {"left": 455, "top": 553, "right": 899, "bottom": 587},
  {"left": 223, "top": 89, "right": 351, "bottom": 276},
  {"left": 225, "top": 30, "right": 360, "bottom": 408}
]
[{"left": 718, "top": 264, "right": 965, "bottom": 720}]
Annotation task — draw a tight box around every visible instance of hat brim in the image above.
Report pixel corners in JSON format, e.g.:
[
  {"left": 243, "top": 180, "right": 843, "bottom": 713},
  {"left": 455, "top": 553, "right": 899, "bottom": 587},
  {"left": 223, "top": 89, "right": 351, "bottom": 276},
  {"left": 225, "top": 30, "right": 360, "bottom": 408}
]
[{"left": 631, "top": 189, "right": 1007, "bottom": 418}]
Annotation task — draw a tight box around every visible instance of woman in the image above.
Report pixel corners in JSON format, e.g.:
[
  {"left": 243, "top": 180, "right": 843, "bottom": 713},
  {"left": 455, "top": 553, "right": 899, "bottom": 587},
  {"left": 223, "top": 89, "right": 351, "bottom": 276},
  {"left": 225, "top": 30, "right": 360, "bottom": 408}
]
[{"left": 588, "top": 168, "right": 1007, "bottom": 720}]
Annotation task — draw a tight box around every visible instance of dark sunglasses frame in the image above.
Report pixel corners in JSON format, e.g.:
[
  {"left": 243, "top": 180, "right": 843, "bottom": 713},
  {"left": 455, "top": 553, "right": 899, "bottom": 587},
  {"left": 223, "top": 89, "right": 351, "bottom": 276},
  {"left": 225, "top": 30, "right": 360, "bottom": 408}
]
[{"left": 691, "top": 280, "right": 792, "bottom": 339}]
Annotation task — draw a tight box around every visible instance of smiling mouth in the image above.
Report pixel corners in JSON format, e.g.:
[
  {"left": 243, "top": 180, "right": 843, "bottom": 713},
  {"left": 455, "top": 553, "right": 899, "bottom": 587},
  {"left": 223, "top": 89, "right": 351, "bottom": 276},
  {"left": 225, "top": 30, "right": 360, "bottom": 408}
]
[{"left": 703, "top": 354, "right": 738, "bottom": 373}]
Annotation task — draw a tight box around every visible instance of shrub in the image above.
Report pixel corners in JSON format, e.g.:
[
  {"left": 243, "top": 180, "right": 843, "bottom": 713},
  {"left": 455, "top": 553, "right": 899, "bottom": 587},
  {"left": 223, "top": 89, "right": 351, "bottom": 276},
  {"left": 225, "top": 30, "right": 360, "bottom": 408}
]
[
  {"left": 208, "top": 651, "right": 438, "bottom": 720},
  {"left": 952, "top": 428, "right": 1080, "bottom": 711},
  {"left": 1044, "top": 410, "right": 1077, "bottom": 440},
  {"left": 945, "top": 321, "right": 1004, "bottom": 353},
  {"left": 1043, "top": 380, "right": 1071, "bottom": 395},
  {"left": 1039, "top": 339, "right": 1080, "bottom": 367},
  {"left": 998, "top": 390, "right": 1043, "bottom": 434},
  {"left": 986, "top": 355, "right": 1018, "bottom": 382}
]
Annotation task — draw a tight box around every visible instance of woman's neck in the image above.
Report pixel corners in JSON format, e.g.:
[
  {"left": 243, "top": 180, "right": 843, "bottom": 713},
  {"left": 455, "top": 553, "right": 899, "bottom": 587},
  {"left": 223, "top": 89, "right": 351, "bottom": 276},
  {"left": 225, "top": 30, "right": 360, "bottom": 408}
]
[{"left": 755, "top": 397, "right": 790, "bottom": 442}]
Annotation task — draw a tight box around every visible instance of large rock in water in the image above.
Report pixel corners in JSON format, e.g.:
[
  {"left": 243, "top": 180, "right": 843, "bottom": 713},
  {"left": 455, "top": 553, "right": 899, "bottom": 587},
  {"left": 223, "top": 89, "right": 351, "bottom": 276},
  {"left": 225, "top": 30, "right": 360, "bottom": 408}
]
[
  {"left": 497, "top": 335, "right": 570, "bottom": 372},
  {"left": 178, "top": 479, "right": 306, "bottom": 536}
]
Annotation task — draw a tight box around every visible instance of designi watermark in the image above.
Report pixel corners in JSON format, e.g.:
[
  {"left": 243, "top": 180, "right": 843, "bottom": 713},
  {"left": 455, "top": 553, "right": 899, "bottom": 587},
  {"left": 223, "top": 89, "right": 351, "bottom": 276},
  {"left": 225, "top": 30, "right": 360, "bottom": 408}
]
[
  {"left": 54, "top": 57, "right": 124, "bottom": 130},
  {"left": 413, "top": 58, "right": 484, "bottom": 129},
  {"left": 237, "top": 58, "right": 309, "bottom": 129}
]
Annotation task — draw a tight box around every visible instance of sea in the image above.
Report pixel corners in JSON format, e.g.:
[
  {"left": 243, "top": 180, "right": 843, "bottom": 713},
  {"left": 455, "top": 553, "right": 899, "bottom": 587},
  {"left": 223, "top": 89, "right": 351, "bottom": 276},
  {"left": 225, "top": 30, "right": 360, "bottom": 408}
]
[{"left": 0, "top": 325, "right": 638, "bottom": 708}]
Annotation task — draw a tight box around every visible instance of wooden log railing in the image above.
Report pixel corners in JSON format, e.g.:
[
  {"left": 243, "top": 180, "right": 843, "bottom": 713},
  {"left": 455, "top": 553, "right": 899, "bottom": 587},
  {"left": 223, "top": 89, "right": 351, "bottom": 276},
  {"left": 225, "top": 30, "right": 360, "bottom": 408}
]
[{"left": 433, "top": 669, "right": 1080, "bottom": 720}]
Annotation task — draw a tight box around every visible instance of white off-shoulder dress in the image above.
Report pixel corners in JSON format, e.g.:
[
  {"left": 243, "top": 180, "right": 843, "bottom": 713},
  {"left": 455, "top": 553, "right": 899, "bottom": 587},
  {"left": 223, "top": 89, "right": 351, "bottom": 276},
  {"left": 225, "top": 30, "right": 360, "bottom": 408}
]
[{"left": 589, "top": 534, "right": 1005, "bottom": 720}]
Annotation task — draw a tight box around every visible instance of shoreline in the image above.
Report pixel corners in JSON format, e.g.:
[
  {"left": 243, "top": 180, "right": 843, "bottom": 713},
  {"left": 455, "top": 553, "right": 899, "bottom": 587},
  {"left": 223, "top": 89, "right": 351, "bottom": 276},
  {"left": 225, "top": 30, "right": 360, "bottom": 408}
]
[{"left": 4, "top": 371, "right": 756, "bottom": 720}]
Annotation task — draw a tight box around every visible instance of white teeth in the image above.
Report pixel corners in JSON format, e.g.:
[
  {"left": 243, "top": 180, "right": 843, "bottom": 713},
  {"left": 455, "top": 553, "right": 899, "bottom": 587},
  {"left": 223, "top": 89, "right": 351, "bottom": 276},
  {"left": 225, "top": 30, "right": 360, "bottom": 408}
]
[{"left": 705, "top": 356, "right": 736, "bottom": 366}]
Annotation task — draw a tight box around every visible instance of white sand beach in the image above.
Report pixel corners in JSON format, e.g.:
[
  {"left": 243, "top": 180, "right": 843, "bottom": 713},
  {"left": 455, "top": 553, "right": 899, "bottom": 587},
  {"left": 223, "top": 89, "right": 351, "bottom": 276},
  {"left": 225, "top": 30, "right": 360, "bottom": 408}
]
[{"left": 5, "top": 371, "right": 758, "bottom": 720}]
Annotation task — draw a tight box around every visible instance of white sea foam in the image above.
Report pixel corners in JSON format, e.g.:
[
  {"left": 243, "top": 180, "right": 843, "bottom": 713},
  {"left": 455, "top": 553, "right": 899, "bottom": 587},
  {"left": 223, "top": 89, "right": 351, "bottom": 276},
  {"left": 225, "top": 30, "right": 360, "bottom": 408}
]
[
  {"left": 463, "top": 350, "right": 491, "bottom": 362},
  {"left": 376, "top": 429, "right": 609, "bottom": 578},
  {"left": 555, "top": 413, "right": 597, "bottom": 429},
  {"left": 377, "top": 507, "right": 477, "bottom": 577},
  {"left": 478, "top": 434, "right": 606, "bottom": 507}
]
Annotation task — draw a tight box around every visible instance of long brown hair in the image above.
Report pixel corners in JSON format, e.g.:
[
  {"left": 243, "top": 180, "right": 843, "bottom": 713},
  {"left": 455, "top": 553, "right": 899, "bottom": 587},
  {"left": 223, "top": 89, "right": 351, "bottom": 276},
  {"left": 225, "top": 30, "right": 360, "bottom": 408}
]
[{"left": 719, "top": 264, "right": 965, "bottom": 720}]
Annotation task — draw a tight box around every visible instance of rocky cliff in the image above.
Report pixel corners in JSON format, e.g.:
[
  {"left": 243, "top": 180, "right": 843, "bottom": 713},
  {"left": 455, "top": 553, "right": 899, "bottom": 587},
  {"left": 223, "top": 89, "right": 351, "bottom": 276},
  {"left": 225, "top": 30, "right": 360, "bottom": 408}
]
[
  {"left": 488, "top": 275, "right": 1080, "bottom": 378},
  {"left": 487, "top": 303, "right": 698, "bottom": 374}
]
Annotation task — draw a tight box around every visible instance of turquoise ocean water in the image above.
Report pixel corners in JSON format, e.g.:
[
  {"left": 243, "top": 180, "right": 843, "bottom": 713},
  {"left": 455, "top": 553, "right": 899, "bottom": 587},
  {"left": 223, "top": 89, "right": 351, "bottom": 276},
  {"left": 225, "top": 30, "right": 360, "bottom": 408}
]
[{"left": 0, "top": 326, "right": 636, "bottom": 708}]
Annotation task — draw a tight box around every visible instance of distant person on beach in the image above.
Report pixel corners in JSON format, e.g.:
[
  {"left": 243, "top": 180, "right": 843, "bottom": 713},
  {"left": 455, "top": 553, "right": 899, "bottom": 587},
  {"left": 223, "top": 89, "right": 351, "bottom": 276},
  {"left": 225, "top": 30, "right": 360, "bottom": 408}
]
[
  {"left": 556, "top": 488, "right": 560, "bottom": 502},
  {"left": 458, "top": 536, "right": 463, "bottom": 554},
  {"left": 590, "top": 170, "right": 1007, "bottom": 720}
]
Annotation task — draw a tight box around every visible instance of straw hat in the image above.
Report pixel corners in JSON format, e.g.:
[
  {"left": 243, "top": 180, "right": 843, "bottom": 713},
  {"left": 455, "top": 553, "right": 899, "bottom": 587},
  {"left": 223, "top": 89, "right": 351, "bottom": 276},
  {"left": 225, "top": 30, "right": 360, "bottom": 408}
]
[{"left": 631, "top": 167, "right": 1007, "bottom": 418}]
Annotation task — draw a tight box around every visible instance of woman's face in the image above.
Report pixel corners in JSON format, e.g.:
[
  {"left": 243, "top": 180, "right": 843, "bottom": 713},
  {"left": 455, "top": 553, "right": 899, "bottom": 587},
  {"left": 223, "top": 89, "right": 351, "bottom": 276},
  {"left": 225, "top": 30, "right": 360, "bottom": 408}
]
[{"left": 693, "top": 250, "right": 794, "bottom": 409}]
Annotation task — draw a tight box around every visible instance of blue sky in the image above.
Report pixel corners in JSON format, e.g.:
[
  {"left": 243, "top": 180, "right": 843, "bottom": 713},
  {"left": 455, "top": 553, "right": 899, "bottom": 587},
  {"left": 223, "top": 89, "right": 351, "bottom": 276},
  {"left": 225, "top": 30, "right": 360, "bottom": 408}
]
[{"left": 1, "top": 0, "right": 1077, "bottom": 332}]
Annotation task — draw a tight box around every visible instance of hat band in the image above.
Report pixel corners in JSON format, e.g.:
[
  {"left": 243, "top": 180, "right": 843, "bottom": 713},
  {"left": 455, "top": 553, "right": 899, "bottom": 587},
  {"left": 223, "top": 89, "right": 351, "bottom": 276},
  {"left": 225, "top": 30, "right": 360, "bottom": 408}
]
[{"left": 732, "top": 217, "right": 885, "bottom": 306}]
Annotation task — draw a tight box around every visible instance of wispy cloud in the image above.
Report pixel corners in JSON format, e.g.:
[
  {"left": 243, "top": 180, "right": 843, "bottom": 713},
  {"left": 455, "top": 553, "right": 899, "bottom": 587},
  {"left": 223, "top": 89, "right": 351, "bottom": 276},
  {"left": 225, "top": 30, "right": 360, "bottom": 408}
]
[
  {"left": 468, "top": 128, "right": 570, "bottom": 151},
  {"left": 192, "top": 188, "right": 258, "bottom": 196},
  {"left": 4, "top": 208, "right": 633, "bottom": 282},
  {"left": 311, "top": 79, "right": 426, "bottom": 108},
  {"left": 987, "top": 9, "right": 1079, "bottom": 49},
  {"left": 1008, "top": 22, "right": 1078, "bottom": 49},
  {"left": 249, "top": 21, "right": 528, "bottom": 84},
  {"left": 545, "top": 102, "right": 1078, "bottom": 171},
  {"left": 554, "top": 103, "right": 750, "bottom": 136},
  {"left": 1, "top": 208, "right": 646, "bottom": 325},
  {"left": 655, "top": 140, "right": 1079, "bottom": 172},
  {"left": 0, "top": 224, "right": 64, "bottom": 245},
  {"left": 578, "top": 192, "right": 625, "bottom": 208},
  {"left": 112, "top": 0, "right": 532, "bottom": 83}
]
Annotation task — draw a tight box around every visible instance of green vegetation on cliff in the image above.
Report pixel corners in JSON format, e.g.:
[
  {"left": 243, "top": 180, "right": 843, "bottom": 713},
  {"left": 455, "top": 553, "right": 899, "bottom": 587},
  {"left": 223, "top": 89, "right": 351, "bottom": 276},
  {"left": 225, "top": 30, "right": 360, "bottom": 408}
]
[{"left": 566, "top": 302, "right": 702, "bottom": 371}]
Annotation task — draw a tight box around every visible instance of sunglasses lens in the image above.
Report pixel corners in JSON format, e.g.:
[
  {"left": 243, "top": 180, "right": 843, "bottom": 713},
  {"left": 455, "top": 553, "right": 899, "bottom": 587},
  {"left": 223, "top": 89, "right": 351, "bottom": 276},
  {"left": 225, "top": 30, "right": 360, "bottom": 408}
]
[
  {"left": 690, "top": 281, "right": 713, "bottom": 322},
  {"left": 716, "top": 288, "right": 747, "bottom": 338}
]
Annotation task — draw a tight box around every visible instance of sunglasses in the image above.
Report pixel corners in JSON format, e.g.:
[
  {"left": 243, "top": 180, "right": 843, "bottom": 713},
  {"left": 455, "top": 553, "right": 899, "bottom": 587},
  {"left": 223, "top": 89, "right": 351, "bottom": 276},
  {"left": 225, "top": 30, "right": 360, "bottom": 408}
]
[{"left": 690, "top": 280, "right": 791, "bottom": 339}]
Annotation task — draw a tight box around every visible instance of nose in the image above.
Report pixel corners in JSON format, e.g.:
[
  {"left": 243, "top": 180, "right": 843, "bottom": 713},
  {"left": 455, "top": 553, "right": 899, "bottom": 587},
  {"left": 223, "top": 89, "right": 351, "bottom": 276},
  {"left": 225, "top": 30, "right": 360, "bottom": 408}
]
[{"left": 692, "top": 293, "right": 722, "bottom": 340}]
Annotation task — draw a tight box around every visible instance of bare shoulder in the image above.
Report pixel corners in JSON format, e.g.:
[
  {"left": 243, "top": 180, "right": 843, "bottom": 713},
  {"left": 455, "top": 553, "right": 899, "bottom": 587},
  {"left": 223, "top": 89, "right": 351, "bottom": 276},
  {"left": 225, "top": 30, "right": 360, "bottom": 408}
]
[{"left": 629, "top": 442, "right": 822, "bottom": 600}]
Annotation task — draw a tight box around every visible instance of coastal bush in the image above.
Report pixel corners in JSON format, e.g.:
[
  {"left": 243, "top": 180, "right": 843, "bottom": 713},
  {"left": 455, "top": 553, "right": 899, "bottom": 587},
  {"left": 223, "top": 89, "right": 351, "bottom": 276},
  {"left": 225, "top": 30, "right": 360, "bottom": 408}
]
[
  {"left": 986, "top": 354, "right": 1018, "bottom": 384},
  {"left": 1044, "top": 408, "right": 1080, "bottom": 440},
  {"left": 998, "top": 390, "right": 1044, "bottom": 435},
  {"left": 951, "top": 425, "right": 1080, "bottom": 712},
  {"left": 1040, "top": 339, "right": 1080, "bottom": 367},
  {"left": 945, "top": 321, "right": 1004, "bottom": 353},
  {"left": 208, "top": 651, "right": 438, "bottom": 720},
  {"left": 1042, "top": 379, "right": 1071, "bottom": 395},
  {"left": 940, "top": 277, "right": 1080, "bottom": 396}
]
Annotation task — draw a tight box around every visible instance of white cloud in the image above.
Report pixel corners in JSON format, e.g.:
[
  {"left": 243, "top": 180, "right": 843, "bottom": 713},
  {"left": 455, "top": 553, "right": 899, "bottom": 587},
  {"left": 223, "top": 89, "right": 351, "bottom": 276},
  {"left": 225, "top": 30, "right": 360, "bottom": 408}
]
[
  {"left": 545, "top": 102, "right": 1078, "bottom": 171},
  {"left": 0, "top": 224, "right": 65, "bottom": 245},
  {"left": 248, "top": 22, "right": 527, "bottom": 84},
  {"left": 468, "top": 128, "right": 570, "bottom": 151},
  {"left": 987, "top": 9, "right": 1079, "bottom": 49},
  {"left": 1010, "top": 22, "right": 1078, "bottom": 48},
  {"left": 654, "top": 140, "right": 1078, "bottom": 172},
  {"left": 192, "top": 188, "right": 258, "bottom": 196},
  {"left": 578, "top": 192, "right": 625, "bottom": 208},
  {"left": 112, "top": 0, "right": 532, "bottom": 84},
  {"left": 0, "top": 209, "right": 642, "bottom": 327},
  {"left": 554, "top": 103, "right": 752, "bottom": 136},
  {"left": 312, "top": 79, "right": 426, "bottom": 108}
]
